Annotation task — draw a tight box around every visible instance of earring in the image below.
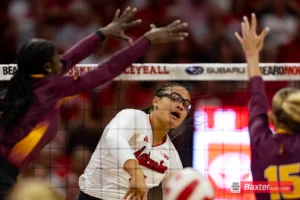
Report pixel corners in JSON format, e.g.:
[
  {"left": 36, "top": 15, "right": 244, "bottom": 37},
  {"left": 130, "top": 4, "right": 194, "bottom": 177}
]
[{"left": 48, "top": 69, "right": 52, "bottom": 73}]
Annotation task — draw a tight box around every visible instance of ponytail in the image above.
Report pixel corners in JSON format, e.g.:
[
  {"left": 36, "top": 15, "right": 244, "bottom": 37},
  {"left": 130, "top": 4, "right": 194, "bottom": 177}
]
[
  {"left": 0, "top": 38, "right": 55, "bottom": 130},
  {"left": 0, "top": 70, "right": 33, "bottom": 129},
  {"left": 279, "top": 93, "right": 300, "bottom": 133}
]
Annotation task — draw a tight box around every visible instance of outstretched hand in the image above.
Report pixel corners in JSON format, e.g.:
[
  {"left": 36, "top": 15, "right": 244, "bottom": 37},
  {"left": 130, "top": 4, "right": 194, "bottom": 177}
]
[
  {"left": 144, "top": 20, "right": 188, "bottom": 44},
  {"left": 235, "top": 13, "right": 269, "bottom": 56},
  {"left": 235, "top": 13, "right": 270, "bottom": 78},
  {"left": 100, "top": 7, "right": 142, "bottom": 43},
  {"left": 123, "top": 171, "right": 147, "bottom": 200}
]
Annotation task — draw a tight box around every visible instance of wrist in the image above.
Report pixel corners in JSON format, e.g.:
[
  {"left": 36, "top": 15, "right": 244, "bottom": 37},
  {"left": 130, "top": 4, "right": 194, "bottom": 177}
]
[
  {"left": 96, "top": 30, "right": 106, "bottom": 41},
  {"left": 143, "top": 36, "right": 152, "bottom": 45},
  {"left": 124, "top": 159, "right": 142, "bottom": 176},
  {"left": 143, "top": 33, "right": 153, "bottom": 43},
  {"left": 245, "top": 51, "right": 259, "bottom": 60},
  {"left": 246, "top": 55, "right": 259, "bottom": 64},
  {"left": 130, "top": 169, "right": 144, "bottom": 178}
]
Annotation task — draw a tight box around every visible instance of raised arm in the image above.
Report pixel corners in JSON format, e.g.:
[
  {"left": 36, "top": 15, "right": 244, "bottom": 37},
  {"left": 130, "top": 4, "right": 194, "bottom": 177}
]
[
  {"left": 52, "top": 20, "right": 188, "bottom": 98},
  {"left": 248, "top": 76, "right": 271, "bottom": 145},
  {"left": 53, "top": 36, "right": 150, "bottom": 97},
  {"left": 60, "top": 32, "right": 104, "bottom": 74},
  {"left": 60, "top": 7, "right": 142, "bottom": 74},
  {"left": 235, "top": 14, "right": 271, "bottom": 145}
]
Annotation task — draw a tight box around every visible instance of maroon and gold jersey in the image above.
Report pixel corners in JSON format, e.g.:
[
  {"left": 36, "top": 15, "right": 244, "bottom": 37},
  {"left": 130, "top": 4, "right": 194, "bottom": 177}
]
[
  {"left": 0, "top": 34, "right": 150, "bottom": 169},
  {"left": 249, "top": 76, "right": 300, "bottom": 200}
]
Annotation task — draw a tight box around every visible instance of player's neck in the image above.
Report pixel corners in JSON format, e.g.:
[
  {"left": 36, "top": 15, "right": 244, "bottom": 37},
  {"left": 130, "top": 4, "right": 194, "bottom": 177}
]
[{"left": 149, "top": 113, "right": 168, "bottom": 146}]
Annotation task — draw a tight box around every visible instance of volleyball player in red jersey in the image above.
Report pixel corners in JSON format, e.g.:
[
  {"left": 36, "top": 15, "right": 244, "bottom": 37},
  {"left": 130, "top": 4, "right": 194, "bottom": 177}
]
[
  {"left": 0, "top": 6, "right": 188, "bottom": 199},
  {"left": 236, "top": 14, "right": 300, "bottom": 200}
]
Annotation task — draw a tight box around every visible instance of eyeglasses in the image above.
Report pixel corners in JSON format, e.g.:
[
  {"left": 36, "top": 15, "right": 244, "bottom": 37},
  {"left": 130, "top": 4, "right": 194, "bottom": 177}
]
[{"left": 156, "top": 92, "right": 192, "bottom": 111}]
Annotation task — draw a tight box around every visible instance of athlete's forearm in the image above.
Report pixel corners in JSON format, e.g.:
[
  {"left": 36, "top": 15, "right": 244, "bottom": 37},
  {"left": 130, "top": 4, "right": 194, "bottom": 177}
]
[
  {"left": 246, "top": 52, "right": 261, "bottom": 78},
  {"left": 123, "top": 159, "right": 143, "bottom": 176},
  {"left": 60, "top": 32, "right": 104, "bottom": 74},
  {"left": 53, "top": 37, "right": 150, "bottom": 97}
]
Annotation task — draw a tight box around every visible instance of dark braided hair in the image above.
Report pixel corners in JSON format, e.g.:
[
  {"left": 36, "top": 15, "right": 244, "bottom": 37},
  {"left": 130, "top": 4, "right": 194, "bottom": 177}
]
[
  {"left": 143, "top": 82, "right": 186, "bottom": 114},
  {"left": 0, "top": 39, "right": 55, "bottom": 130}
]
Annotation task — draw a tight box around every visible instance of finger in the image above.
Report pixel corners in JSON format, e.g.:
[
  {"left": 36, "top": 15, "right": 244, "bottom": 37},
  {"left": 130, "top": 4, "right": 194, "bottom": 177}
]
[
  {"left": 234, "top": 32, "right": 243, "bottom": 44},
  {"left": 123, "top": 19, "right": 142, "bottom": 29},
  {"left": 119, "top": 7, "right": 131, "bottom": 21},
  {"left": 142, "top": 194, "right": 147, "bottom": 200},
  {"left": 173, "top": 32, "right": 189, "bottom": 37},
  {"left": 150, "top": 24, "right": 156, "bottom": 29},
  {"left": 113, "top": 9, "right": 120, "bottom": 21},
  {"left": 259, "top": 26, "right": 270, "bottom": 41},
  {"left": 121, "top": 7, "right": 137, "bottom": 23},
  {"left": 169, "top": 23, "right": 188, "bottom": 32},
  {"left": 171, "top": 37, "right": 185, "bottom": 42},
  {"left": 135, "top": 193, "right": 141, "bottom": 200},
  {"left": 140, "top": 190, "right": 147, "bottom": 200},
  {"left": 243, "top": 16, "right": 250, "bottom": 32},
  {"left": 167, "top": 20, "right": 181, "bottom": 28},
  {"left": 251, "top": 13, "right": 257, "bottom": 33},
  {"left": 119, "top": 34, "right": 133, "bottom": 43},
  {"left": 241, "top": 22, "right": 246, "bottom": 38},
  {"left": 129, "top": 190, "right": 136, "bottom": 200},
  {"left": 123, "top": 188, "right": 132, "bottom": 200}
]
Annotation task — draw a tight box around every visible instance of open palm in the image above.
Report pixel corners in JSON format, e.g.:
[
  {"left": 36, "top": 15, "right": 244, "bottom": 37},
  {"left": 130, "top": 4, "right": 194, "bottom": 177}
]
[
  {"left": 144, "top": 20, "right": 188, "bottom": 44},
  {"left": 100, "top": 7, "right": 142, "bottom": 43},
  {"left": 235, "top": 14, "right": 269, "bottom": 55}
]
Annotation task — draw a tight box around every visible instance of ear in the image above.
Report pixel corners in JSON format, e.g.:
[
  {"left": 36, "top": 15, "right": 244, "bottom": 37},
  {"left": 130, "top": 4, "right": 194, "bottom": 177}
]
[
  {"left": 44, "top": 63, "right": 52, "bottom": 74},
  {"left": 152, "top": 97, "right": 158, "bottom": 109},
  {"left": 268, "top": 110, "right": 275, "bottom": 125}
]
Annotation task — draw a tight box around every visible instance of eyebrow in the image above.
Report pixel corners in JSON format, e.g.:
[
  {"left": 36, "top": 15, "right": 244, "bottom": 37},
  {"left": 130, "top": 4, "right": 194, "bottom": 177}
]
[{"left": 172, "top": 92, "right": 191, "bottom": 102}]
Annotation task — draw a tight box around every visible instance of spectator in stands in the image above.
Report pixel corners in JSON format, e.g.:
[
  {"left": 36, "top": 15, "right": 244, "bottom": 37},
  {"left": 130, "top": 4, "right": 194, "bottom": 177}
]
[
  {"left": 54, "top": 0, "right": 99, "bottom": 52},
  {"left": 261, "top": 0, "right": 297, "bottom": 48},
  {"left": 278, "top": 18, "right": 300, "bottom": 63}
]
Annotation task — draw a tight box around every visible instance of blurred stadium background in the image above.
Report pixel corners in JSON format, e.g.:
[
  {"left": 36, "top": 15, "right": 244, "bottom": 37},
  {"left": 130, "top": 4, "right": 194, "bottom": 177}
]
[{"left": 0, "top": 0, "right": 299, "bottom": 199}]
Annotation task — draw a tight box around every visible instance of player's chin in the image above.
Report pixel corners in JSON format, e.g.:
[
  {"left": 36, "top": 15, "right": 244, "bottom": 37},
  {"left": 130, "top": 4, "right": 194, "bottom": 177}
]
[{"left": 169, "top": 119, "right": 182, "bottom": 129}]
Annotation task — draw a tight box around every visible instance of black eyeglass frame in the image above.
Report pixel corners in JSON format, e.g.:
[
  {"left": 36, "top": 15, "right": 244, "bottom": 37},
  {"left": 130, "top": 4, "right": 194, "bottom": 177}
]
[{"left": 156, "top": 92, "right": 192, "bottom": 111}]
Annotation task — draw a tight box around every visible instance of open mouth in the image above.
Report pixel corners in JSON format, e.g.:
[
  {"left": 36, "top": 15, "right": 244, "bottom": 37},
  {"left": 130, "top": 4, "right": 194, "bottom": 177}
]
[{"left": 171, "top": 111, "right": 181, "bottom": 119}]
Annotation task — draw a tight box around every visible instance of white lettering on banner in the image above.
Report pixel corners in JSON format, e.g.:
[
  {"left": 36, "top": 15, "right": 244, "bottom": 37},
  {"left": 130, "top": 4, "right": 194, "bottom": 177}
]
[
  {"left": 0, "top": 63, "right": 300, "bottom": 81},
  {"left": 124, "top": 65, "right": 169, "bottom": 75},
  {"left": 206, "top": 67, "right": 245, "bottom": 74}
]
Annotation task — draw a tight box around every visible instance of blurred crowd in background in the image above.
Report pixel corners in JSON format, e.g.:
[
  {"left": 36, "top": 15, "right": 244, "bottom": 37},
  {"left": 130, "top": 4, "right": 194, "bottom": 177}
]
[{"left": 0, "top": 0, "right": 299, "bottom": 199}]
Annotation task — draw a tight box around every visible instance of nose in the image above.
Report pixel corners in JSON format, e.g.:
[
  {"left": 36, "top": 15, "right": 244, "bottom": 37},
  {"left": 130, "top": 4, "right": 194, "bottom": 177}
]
[{"left": 176, "top": 102, "right": 184, "bottom": 111}]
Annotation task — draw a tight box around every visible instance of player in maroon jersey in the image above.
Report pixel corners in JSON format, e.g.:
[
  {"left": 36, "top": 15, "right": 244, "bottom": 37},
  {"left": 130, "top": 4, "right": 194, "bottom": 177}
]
[{"left": 236, "top": 13, "right": 300, "bottom": 200}]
